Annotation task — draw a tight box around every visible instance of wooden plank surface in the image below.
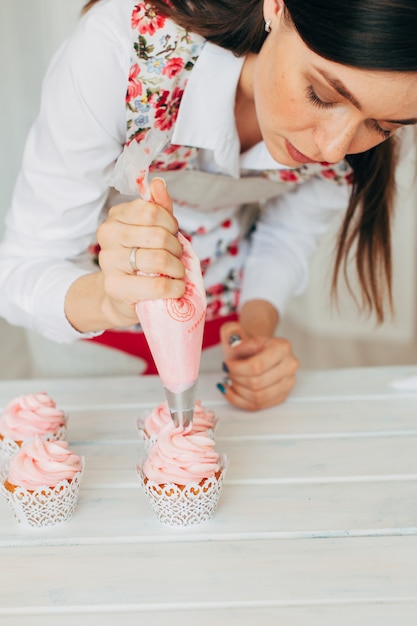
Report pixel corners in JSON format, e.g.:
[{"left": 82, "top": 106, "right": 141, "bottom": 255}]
[
  {"left": 2, "top": 480, "right": 417, "bottom": 545},
  {"left": 1, "top": 535, "right": 417, "bottom": 602},
  {"left": 1, "top": 537, "right": 417, "bottom": 609},
  {"left": 5, "top": 604, "right": 417, "bottom": 626},
  {"left": 1, "top": 366, "right": 417, "bottom": 624},
  {"left": 0, "top": 364, "right": 416, "bottom": 410}
]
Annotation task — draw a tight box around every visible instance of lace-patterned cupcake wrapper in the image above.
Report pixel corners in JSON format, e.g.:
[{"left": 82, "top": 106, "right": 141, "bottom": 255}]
[
  {"left": 136, "top": 420, "right": 158, "bottom": 453},
  {"left": 0, "top": 457, "right": 84, "bottom": 528},
  {"left": 0, "top": 422, "right": 68, "bottom": 460},
  {"left": 137, "top": 454, "right": 228, "bottom": 527}
]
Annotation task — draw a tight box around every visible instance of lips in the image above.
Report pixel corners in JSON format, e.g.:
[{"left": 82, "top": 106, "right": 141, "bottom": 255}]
[{"left": 285, "top": 140, "right": 318, "bottom": 164}]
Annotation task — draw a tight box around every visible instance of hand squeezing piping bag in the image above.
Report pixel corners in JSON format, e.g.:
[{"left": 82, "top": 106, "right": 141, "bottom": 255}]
[{"left": 128, "top": 131, "right": 207, "bottom": 427}]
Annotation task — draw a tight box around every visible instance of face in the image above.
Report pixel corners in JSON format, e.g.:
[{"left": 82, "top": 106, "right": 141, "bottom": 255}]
[{"left": 255, "top": 1, "right": 417, "bottom": 166}]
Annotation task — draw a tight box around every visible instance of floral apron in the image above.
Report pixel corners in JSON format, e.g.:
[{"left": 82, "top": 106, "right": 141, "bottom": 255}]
[{"left": 88, "top": 2, "right": 352, "bottom": 372}]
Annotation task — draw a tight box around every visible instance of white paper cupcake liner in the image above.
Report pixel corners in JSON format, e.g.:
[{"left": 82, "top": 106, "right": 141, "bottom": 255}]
[
  {"left": 136, "top": 417, "right": 158, "bottom": 452},
  {"left": 0, "top": 421, "right": 68, "bottom": 460},
  {"left": 0, "top": 457, "right": 84, "bottom": 528},
  {"left": 137, "top": 454, "right": 228, "bottom": 527}
]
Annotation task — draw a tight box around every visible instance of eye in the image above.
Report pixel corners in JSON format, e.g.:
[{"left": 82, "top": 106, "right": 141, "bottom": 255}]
[
  {"left": 371, "top": 120, "right": 391, "bottom": 140},
  {"left": 306, "top": 85, "right": 334, "bottom": 109}
]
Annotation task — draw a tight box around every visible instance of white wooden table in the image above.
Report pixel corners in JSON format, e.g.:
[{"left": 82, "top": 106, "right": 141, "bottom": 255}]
[{"left": 1, "top": 365, "right": 417, "bottom": 625}]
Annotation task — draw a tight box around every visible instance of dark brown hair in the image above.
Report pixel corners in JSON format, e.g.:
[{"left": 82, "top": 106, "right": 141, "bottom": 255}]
[
  {"left": 83, "top": 0, "right": 417, "bottom": 322},
  {"left": 82, "top": 0, "right": 267, "bottom": 54},
  {"left": 282, "top": 0, "right": 417, "bottom": 322}
]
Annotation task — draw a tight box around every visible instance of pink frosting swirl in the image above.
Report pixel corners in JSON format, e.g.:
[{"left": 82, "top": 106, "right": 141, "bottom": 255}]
[
  {"left": 6, "top": 435, "right": 82, "bottom": 490},
  {"left": 144, "top": 400, "right": 216, "bottom": 437},
  {"left": 143, "top": 421, "right": 220, "bottom": 484},
  {"left": 0, "top": 392, "right": 65, "bottom": 441}
]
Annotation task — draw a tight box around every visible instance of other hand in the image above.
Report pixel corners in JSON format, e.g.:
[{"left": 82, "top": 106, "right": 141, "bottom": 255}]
[{"left": 218, "top": 320, "right": 299, "bottom": 410}]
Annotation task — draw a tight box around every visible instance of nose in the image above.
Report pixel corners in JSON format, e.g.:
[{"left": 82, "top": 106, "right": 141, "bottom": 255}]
[{"left": 313, "top": 114, "right": 357, "bottom": 163}]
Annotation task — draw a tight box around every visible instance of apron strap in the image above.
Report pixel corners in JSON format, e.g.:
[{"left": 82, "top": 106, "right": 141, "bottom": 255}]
[{"left": 85, "top": 313, "right": 238, "bottom": 375}]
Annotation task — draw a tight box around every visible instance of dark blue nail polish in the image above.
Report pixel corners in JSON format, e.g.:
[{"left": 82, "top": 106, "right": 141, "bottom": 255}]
[
  {"left": 228, "top": 333, "right": 242, "bottom": 347},
  {"left": 222, "top": 361, "right": 229, "bottom": 373},
  {"left": 217, "top": 382, "right": 226, "bottom": 395}
]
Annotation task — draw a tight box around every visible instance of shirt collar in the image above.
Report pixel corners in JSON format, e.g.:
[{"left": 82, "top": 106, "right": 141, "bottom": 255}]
[{"left": 172, "top": 43, "right": 289, "bottom": 177}]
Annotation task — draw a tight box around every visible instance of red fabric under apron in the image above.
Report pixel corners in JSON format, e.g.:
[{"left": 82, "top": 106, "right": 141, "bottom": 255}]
[{"left": 85, "top": 313, "right": 238, "bottom": 375}]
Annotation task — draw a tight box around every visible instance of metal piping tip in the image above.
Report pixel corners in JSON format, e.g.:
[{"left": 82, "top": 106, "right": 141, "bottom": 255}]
[
  {"left": 164, "top": 382, "right": 198, "bottom": 428},
  {"left": 170, "top": 407, "right": 194, "bottom": 428}
]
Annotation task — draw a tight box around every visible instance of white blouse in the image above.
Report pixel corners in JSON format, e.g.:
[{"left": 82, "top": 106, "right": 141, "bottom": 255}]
[{"left": 0, "top": 0, "right": 350, "bottom": 342}]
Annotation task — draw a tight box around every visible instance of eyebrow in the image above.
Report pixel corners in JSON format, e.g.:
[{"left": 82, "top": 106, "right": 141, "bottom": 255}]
[{"left": 314, "top": 67, "right": 417, "bottom": 126}]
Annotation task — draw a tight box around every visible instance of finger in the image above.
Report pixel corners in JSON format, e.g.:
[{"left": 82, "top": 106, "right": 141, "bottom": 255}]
[
  {"left": 220, "top": 321, "right": 259, "bottom": 360},
  {"left": 220, "top": 321, "right": 245, "bottom": 347},
  {"left": 150, "top": 177, "right": 173, "bottom": 215},
  {"left": 98, "top": 237, "right": 184, "bottom": 276},
  {"left": 98, "top": 222, "right": 183, "bottom": 258},
  {"left": 127, "top": 225, "right": 182, "bottom": 257},
  {"left": 133, "top": 274, "right": 185, "bottom": 301},
  {"left": 228, "top": 365, "right": 296, "bottom": 403},
  {"left": 107, "top": 197, "right": 178, "bottom": 233},
  {"left": 217, "top": 375, "right": 296, "bottom": 410},
  {"left": 105, "top": 271, "right": 185, "bottom": 304},
  {"left": 225, "top": 338, "right": 296, "bottom": 378},
  {"left": 229, "top": 352, "right": 299, "bottom": 393},
  {"left": 100, "top": 270, "right": 187, "bottom": 328},
  {"left": 127, "top": 247, "right": 185, "bottom": 279}
]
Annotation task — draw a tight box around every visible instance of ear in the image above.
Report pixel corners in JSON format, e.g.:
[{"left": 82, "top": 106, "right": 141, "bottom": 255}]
[{"left": 263, "top": 0, "right": 285, "bottom": 24}]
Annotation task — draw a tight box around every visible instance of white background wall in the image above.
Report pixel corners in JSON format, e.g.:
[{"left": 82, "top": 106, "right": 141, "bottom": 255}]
[
  {"left": 0, "top": 0, "right": 86, "bottom": 236},
  {"left": 0, "top": 1, "right": 85, "bottom": 378},
  {"left": 0, "top": 0, "right": 416, "bottom": 378}
]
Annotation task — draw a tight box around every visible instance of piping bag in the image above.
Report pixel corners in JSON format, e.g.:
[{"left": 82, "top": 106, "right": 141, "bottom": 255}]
[{"left": 113, "top": 130, "right": 207, "bottom": 428}]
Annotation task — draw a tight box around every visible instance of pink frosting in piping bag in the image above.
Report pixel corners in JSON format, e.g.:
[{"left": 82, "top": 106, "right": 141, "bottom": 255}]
[
  {"left": 136, "top": 232, "right": 206, "bottom": 393},
  {"left": 131, "top": 131, "right": 207, "bottom": 424}
]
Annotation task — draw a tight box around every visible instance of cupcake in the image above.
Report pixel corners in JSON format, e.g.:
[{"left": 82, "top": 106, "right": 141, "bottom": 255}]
[
  {"left": 137, "top": 400, "right": 218, "bottom": 450},
  {"left": 1, "top": 435, "right": 84, "bottom": 527},
  {"left": 137, "top": 421, "right": 227, "bottom": 527},
  {"left": 0, "top": 392, "right": 67, "bottom": 459}
]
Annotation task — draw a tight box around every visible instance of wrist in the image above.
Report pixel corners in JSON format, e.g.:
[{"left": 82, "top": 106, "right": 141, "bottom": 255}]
[{"left": 239, "top": 299, "right": 279, "bottom": 337}]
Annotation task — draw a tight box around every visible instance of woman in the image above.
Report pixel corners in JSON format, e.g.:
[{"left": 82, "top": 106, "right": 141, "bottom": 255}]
[{"left": 0, "top": 0, "right": 416, "bottom": 409}]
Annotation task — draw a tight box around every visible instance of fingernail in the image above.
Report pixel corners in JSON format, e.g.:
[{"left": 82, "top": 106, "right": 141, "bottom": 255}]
[
  {"left": 216, "top": 382, "right": 226, "bottom": 395},
  {"left": 152, "top": 176, "right": 167, "bottom": 188},
  {"left": 222, "top": 361, "right": 229, "bottom": 373},
  {"left": 223, "top": 376, "right": 232, "bottom": 387},
  {"left": 228, "top": 333, "right": 242, "bottom": 348}
]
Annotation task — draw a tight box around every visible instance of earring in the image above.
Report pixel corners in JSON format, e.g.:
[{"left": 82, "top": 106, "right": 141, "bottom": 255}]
[{"left": 265, "top": 19, "right": 272, "bottom": 33}]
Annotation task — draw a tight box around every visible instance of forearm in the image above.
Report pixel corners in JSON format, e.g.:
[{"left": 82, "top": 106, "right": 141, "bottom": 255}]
[{"left": 238, "top": 299, "right": 279, "bottom": 338}]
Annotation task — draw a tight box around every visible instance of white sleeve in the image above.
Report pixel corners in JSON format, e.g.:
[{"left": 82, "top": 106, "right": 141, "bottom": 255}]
[
  {"left": 0, "top": 1, "right": 133, "bottom": 342},
  {"left": 239, "top": 176, "right": 351, "bottom": 317}
]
